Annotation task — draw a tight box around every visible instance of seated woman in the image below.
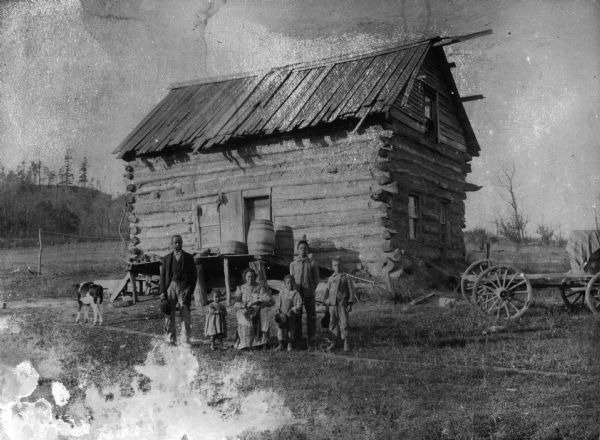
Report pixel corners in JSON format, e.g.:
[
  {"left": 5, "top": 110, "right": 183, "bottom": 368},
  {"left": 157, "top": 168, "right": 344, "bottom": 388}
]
[{"left": 234, "top": 268, "right": 274, "bottom": 349}]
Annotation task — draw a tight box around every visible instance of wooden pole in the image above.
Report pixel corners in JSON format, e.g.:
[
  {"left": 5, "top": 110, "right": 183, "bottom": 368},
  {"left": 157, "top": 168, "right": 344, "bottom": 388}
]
[
  {"left": 195, "top": 263, "right": 208, "bottom": 306},
  {"left": 128, "top": 270, "right": 138, "bottom": 304},
  {"left": 223, "top": 257, "right": 231, "bottom": 304},
  {"left": 486, "top": 242, "right": 491, "bottom": 260},
  {"left": 38, "top": 228, "right": 42, "bottom": 275}
]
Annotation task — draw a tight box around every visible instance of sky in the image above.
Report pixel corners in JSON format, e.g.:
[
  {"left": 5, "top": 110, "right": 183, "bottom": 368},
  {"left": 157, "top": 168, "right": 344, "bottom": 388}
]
[{"left": 0, "top": 0, "right": 598, "bottom": 236}]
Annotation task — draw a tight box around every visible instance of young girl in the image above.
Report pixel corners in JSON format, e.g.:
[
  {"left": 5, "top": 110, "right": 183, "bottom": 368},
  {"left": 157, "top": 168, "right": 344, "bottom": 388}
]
[{"left": 204, "top": 291, "right": 228, "bottom": 350}]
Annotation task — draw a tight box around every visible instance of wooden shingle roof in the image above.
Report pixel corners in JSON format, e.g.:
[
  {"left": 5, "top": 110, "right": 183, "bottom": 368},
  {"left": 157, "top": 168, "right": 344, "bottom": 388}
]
[{"left": 114, "top": 37, "right": 449, "bottom": 158}]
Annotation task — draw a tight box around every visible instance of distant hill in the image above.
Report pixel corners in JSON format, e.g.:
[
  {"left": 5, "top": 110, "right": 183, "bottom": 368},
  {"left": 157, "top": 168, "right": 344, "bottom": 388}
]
[{"left": 0, "top": 175, "right": 129, "bottom": 248}]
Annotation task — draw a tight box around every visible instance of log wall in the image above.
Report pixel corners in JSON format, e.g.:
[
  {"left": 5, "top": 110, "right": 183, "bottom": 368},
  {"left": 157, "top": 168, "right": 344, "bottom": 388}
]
[{"left": 128, "top": 126, "right": 394, "bottom": 274}]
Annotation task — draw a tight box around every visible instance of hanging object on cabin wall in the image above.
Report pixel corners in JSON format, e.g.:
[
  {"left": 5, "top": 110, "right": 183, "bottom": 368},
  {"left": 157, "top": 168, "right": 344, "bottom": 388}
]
[{"left": 216, "top": 192, "right": 226, "bottom": 210}]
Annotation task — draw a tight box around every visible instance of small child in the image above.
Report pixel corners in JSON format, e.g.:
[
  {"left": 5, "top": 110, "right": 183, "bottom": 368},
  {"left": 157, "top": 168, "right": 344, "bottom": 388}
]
[
  {"left": 205, "top": 291, "right": 228, "bottom": 350},
  {"left": 323, "top": 257, "right": 354, "bottom": 352},
  {"left": 274, "top": 275, "right": 303, "bottom": 352}
]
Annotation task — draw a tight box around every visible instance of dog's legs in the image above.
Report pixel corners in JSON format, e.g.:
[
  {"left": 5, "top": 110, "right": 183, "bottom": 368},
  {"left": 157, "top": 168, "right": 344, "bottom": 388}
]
[
  {"left": 92, "top": 302, "right": 101, "bottom": 326},
  {"left": 76, "top": 302, "right": 82, "bottom": 323},
  {"left": 97, "top": 302, "right": 103, "bottom": 326},
  {"left": 83, "top": 305, "right": 90, "bottom": 324}
]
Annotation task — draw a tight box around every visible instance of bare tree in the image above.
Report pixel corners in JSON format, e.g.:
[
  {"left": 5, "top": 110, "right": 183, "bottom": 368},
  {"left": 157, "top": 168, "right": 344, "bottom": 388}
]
[
  {"left": 495, "top": 163, "right": 528, "bottom": 246},
  {"left": 536, "top": 224, "right": 554, "bottom": 247}
]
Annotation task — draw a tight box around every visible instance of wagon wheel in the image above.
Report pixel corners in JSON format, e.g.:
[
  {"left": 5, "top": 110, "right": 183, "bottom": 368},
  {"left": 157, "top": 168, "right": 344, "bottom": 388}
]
[
  {"left": 560, "top": 279, "right": 587, "bottom": 310},
  {"left": 460, "top": 259, "right": 494, "bottom": 303},
  {"left": 472, "top": 264, "right": 533, "bottom": 320},
  {"left": 584, "top": 272, "right": 600, "bottom": 314}
]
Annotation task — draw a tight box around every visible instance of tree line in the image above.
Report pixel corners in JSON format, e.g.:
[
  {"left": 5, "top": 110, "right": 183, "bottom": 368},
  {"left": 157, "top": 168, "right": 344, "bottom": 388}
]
[{"left": 0, "top": 151, "right": 129, "bottom": 248}]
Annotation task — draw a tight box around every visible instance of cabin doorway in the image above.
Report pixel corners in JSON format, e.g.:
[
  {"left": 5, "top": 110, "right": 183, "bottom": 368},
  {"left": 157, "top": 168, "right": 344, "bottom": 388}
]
[{"left": 244, "top": 195, "right": 271, "bottom": 239}]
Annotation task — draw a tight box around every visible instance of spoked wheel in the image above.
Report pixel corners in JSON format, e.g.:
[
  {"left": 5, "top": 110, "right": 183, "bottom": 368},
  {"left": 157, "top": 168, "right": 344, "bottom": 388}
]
[
  {"left": 560, "top": 279, "right": 587, "bottom": 310},
  {"left": 460, "top": 259, "right": 494, "bottom": 303},
  {"left": 472, "top": 264, "right": 533, "bottom": 320},
  {"left": 585, "top": 272, "right": 600, "bottom": 314}
]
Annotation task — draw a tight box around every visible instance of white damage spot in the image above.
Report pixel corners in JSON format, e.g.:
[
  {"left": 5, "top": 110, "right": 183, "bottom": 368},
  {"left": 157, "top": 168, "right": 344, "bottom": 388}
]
[
  {"left": 0, "top": 341, "right": 296, "bottom": 440},
  {"left": 0, "top": 362, "right": 90, "bottom": 439},
  {"left": 51, "top": 381, "right": 70, "bottom": 406}
]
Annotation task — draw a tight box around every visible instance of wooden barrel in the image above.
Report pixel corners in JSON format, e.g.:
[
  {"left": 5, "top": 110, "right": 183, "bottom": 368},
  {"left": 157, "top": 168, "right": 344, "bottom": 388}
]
[
  {"left": 247, "top": 220, "right": 275, "bottom": 255},
  {"left": 220, "top": 240, "right": 247, "bottom": 255},
  {"left": 274, "top": 225, "right": 294, "bottom": 259}
]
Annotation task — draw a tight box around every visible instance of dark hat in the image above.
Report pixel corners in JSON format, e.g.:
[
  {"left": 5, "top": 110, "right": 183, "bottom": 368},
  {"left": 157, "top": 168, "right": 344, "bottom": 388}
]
[
  {"left": 321, "top": 308, "right": 330, "bottom": 329},
  {"left": 274, "top": 311, "right": 287, "bottom": 327},
  {"left": 160, "top": 299, "right": 170, "bottom": 315},
  {"left": 244, "top": 306, "right": 258, "bottom": 321}
]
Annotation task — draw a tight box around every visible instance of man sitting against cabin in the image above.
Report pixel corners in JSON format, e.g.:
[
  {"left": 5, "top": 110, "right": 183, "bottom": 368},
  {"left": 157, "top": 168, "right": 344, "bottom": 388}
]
[
  {"left": 289, "top": 240, "right": 320, "bottom": 346},
  {"left": 323, "top": 257, "right": 354, "bottom": 352},
  {"left": 160, "top": 234, "right": 197, "bottom": 345}
]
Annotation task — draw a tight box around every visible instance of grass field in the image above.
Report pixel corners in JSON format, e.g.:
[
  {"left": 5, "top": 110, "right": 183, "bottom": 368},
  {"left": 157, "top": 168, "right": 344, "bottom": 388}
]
[{"left": 1, "top": 243, "right": 599, "bottom": 439}]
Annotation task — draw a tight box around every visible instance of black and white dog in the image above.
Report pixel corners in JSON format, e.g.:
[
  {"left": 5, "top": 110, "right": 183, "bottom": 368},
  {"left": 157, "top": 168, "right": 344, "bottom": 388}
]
[{"left": 74, "top": 282, "right": 104, "bottom": 326}]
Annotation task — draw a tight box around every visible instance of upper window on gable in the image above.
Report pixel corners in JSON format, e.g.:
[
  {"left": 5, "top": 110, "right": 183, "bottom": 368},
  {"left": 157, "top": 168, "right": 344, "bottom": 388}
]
[{"left": 423, "top": 86, "right": 439, "bottom": 143}]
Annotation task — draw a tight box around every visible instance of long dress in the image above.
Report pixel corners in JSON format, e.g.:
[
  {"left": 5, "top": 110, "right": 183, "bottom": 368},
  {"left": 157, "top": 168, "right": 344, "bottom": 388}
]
[
  {"left": 234, "top": 283, "right": 274, "bottom": 349},
  {"left": 204, "top": 302, "right": 227, "bottom": 338}
]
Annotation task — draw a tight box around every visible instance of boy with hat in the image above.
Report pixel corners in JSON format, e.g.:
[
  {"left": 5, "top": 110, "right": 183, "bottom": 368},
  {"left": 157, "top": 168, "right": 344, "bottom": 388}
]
[
  {"left": 274, "top": 275, "right": 303, "bottom": 351},
  {"left": 323, "top": 257, "right": 354, "bottom": 352}
]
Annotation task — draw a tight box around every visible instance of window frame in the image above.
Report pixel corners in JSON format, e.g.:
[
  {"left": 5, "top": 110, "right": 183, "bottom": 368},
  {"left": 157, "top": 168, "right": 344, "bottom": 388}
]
[
  {"left": 408, "top": 194, "right": 420, "bottom": 241},
  {"left": 423, "top": 85, "right": 439, "bottom": 143},
  {"left": 439, "top": 200, "right": 450, "bottom": 247}
]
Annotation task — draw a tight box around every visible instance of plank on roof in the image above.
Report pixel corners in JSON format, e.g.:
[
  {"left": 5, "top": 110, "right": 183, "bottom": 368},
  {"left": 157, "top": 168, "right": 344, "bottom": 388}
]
[
  {"left": 372, "top": 46, "right": 422, "bottom": 113},
  {"left": 234, "top": 68, "right": 292, "bottom": 137},
  {"left": 114, "top": 91, "right": 174, "bottom": 156},
  {"left": 152, "top": 84, "right": 214, "bottom": 152},
  {"left": 118, "top": 88, "right": 184, "bottom": 156},
  {"left": 169, "top": 82, "right": 227, "bottom": 146},
  {"left": 311, "top": 58, "right": 372, "bottom": 127},
  {"left": 326, "top": 57, "right": 376, "bottom": 122},
  {"left": 217, "top": 70, "right": 282, "bottom": 138},
  {"left": 192, "top": 74, "right": 265, "bottom": 150},
  {"left": 260, "top": 70, "right": 311, "bottom": 135},
  {"left": 136, "top": 87, "right": 194, "bottom": 154},
  {"left": 143, "top": 87, "right": 201, "bottom": 154},
  {"left": 263, "top": 68, "right": 323, "bottom": 134},
  {"left": 222, "top": 69, "right": 290, "bottom": 138},
  {"left": 383, "top": 43, "right": 430, "bottom": 109},
  {"left": 280, "top": 65, "right": 333, "bottom": 132},
  {"left": 185, "top": 78, "right": 255, "bottom": 146},
  {"left": 335, "top": 51, "right": 399, "bottom": 118},
  {"left": 299, "top": 61, "right": 359, "bottom": 129},
  {"left": 359, "top": 49, "right": 408, "bottom": 111}
]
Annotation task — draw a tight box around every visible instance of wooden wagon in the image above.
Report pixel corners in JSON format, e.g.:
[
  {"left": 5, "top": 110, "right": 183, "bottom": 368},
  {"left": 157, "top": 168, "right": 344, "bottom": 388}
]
[{"left": 460, "top": 230, "right": 600, "bottom": 320}]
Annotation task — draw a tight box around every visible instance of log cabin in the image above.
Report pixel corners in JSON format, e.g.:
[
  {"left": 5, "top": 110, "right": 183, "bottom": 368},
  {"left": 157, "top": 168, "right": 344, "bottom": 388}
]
[{"left": 114, "top": 33, "right": 487, "bottom": 278}]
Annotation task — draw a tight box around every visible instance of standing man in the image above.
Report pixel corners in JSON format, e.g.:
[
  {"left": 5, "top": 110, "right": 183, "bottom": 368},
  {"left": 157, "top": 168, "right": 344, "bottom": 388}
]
[
  {"left": 289, "top": 240, "right": 320, "bottom": 346},
  {"left": 160, "top": 234, "right": 197, "bottom": 345}
]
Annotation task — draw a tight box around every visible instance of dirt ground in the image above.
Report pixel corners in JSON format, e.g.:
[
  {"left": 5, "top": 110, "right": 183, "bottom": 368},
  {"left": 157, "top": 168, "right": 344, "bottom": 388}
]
[
  {"left": 1, "top": 289, "right": 600, "bottom": 440},
  {"left": 1, "top": 242, "right": 600, "bottom": 439}
]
